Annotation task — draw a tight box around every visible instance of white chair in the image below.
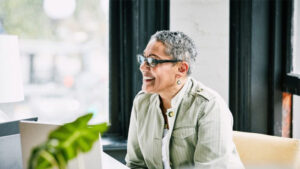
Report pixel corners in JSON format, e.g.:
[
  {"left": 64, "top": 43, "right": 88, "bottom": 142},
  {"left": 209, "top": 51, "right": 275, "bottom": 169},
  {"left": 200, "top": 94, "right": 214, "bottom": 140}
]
[{"left": 233, "top": 131, "right": 300, "bottom": 169}]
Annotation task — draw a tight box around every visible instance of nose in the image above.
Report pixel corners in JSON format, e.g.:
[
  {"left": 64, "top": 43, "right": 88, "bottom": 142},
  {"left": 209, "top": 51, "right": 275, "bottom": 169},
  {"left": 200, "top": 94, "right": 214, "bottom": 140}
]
[{"left": 139, "top": 61, "right": 150, "bottom": 72}]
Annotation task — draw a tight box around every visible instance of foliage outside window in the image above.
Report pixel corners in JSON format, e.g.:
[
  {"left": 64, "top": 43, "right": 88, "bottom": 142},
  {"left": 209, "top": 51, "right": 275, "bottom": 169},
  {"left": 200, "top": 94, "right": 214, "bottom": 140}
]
[{"left": 0, "top": 0, "right": 109, "bottom": 124}]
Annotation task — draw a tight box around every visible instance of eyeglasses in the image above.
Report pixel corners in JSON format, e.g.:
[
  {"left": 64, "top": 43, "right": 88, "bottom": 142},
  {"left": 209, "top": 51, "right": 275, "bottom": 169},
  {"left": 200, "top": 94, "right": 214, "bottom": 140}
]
[{"left": 137, "top": 54, "right": 181, "bottom": 68}]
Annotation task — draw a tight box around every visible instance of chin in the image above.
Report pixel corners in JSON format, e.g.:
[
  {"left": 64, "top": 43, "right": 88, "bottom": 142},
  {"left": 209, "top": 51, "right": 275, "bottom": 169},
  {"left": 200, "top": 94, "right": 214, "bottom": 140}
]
[
  {"left": 142, "top": 88, "right": 152, "bottom": 93},
  {"left": 142, "top": 85, "right": 155, "bottom": 94}
]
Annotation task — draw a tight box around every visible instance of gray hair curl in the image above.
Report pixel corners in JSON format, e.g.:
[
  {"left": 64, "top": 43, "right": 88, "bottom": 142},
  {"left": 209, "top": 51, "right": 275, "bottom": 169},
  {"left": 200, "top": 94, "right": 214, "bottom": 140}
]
[{"left": 150, "top": 30, "right": 197, "bottom": 75}]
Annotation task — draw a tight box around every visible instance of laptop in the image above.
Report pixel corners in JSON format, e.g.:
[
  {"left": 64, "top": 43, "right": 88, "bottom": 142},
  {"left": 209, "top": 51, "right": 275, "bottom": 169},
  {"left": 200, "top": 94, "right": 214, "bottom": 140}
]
[
  {"left": 19, "top": 121, "right": 103, "bottom": 169},
  {"left": 0, "top": 117, "right": 37, "bottom": 169}
]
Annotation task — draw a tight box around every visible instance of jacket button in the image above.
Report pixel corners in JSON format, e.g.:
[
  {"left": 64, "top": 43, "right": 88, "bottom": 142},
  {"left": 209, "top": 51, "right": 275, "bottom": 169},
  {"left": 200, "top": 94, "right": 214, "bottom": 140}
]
[{"left": 168, "top": 111, "right": 174, "bottom": 117}]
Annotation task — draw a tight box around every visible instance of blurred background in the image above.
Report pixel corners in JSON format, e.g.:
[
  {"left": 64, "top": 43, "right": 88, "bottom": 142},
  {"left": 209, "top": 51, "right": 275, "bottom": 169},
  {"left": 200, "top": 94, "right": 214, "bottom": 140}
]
[{"left": 0, "top": 0, "right": 109, "bottom": 124}]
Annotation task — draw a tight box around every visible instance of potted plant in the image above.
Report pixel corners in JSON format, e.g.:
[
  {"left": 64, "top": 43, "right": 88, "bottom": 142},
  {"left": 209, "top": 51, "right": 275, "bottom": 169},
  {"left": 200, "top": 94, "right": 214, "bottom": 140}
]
[{"left": 28, "top": 113, "right": 108, "bottom": 169}]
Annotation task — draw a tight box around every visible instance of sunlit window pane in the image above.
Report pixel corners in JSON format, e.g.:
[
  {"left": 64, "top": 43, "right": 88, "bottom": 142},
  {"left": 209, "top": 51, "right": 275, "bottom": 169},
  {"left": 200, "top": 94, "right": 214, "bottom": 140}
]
[
  {"left": 292, "top": 0, "right": 300, "bottom": 139},
  {"left": 0, "top": 0, "right": 109, "bottom": 124},
  {"left": 292, "top": 0, "right": 300, "bottom": 73}
]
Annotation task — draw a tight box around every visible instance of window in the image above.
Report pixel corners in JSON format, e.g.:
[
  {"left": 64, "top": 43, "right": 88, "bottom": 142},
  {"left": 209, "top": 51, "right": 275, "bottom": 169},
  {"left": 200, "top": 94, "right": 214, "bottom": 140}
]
[
  {"left": 284, "top": 0, "right": 300, "bottom": 95},
  {"left": 0, "top": 0, "right": 169, "bottom": 163},
  {"left": 0, "top": 0, "right": 109, "bottom": 124},
  {"left": 292, "top": 0, "right": 300, "bottom": 74},
  {"left": 0, "top": 0, "right": 169, "bottom": 140}
]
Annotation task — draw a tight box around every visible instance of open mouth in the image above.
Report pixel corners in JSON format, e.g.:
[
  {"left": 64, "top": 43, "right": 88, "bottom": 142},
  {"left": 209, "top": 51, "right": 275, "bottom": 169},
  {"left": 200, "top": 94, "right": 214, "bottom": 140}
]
[{"left": 143, "top": 76, "right": 155, "bottom": 82}]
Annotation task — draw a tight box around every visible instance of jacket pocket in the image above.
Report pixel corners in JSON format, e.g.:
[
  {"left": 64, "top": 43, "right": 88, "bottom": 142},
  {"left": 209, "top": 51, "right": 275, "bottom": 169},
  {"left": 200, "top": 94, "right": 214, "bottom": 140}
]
[{"left": 172, "top": 127, "right": 195, "bottom": 139}]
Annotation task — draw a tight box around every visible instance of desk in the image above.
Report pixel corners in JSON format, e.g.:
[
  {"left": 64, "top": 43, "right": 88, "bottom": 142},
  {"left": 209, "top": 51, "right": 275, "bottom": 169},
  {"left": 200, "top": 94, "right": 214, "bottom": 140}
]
[{"left": 102, "top": 152, "right": 129, "bottom": 169}]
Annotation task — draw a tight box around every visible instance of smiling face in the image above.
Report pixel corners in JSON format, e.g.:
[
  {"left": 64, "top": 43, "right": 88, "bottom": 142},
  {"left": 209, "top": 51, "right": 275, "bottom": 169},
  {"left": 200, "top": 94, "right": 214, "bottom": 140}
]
[{"left": 140, "top": 40, "right": 181, "bottom": 95}]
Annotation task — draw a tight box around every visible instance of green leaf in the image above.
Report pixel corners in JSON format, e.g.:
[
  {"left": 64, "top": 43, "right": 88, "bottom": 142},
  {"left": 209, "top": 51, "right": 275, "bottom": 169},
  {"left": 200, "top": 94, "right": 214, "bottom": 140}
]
[{"left": 28, "top": 113, "right": 109, "bottom": 169}]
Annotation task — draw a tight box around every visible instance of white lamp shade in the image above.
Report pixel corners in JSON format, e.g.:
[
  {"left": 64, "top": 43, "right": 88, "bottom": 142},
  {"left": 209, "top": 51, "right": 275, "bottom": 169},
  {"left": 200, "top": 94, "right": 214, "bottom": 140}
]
[{"left": 0, "top": 35, "right": 24, "bottom": 103}]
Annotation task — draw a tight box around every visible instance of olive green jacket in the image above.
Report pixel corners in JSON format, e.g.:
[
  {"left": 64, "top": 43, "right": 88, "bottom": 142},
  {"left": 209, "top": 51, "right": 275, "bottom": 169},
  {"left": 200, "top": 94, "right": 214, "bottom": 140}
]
[{"left": 125, "top": 78, "right": 245, "bottom": 169}]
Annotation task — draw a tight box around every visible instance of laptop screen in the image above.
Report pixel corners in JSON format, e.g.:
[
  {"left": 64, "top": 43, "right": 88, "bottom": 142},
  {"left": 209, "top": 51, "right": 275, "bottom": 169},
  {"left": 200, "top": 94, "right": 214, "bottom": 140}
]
[{"left": 0, "top": 117, "right": 37, "bottom": 169}]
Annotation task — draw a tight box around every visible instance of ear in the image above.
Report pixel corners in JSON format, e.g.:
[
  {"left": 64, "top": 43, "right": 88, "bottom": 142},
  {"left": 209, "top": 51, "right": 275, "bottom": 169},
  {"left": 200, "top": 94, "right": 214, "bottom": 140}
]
[{"left": 176, "top": 62, "right": 189, "bottom": 77}]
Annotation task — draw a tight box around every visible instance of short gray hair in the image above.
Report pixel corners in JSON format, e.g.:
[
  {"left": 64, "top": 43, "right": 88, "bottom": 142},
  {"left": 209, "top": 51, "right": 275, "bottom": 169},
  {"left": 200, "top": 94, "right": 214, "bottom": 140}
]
[{"left": 150, "top": 30, "right": 197, "bottom": 75}]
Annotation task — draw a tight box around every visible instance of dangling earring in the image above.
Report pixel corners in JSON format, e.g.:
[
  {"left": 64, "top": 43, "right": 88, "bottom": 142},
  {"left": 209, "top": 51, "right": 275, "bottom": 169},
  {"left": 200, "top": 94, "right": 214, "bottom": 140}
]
[{"left": 177, "top": 79, "right": 181, "bottom": 85}]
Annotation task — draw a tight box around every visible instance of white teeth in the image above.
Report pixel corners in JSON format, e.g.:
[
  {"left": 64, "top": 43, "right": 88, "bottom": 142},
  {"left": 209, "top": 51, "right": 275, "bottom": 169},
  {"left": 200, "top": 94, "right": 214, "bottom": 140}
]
[{"left": 144, "top": 77, "right": 154, "bottom": 80}]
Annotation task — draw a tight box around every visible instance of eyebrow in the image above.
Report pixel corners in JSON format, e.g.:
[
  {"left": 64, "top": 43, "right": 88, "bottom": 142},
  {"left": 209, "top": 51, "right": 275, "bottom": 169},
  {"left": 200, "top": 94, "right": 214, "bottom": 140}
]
[{"left": 144, "top": 53, "right": 160, "bottom": 59}]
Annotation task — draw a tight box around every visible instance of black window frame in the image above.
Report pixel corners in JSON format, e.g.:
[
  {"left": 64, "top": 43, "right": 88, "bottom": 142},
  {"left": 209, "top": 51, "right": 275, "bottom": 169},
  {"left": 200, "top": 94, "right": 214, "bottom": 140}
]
[
  {"left": 102, "top": 0, "right": 169, "bottom": 163},
  {"left": 106, "top": 0, "right": 170, "bottom": 139},
  {"left": 229, "top": 0, "right": 292, "bottom": 136}
]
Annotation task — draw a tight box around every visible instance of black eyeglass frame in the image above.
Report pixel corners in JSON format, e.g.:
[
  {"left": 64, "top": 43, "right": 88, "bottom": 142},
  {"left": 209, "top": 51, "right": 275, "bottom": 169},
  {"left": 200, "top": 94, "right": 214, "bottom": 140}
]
[{"left": 137, "top": 54, "right": 182, "bottom": 67}]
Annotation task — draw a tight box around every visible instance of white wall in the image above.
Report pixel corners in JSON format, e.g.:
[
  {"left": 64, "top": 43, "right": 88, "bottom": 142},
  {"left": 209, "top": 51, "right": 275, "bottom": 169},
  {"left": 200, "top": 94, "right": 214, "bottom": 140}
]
[
  {"left": 293, "top": 0, "right": 300, "bottom": 139},
  {"left": 293, "top": 96, "right": 300, "bottom": 139},
  {"left": 170, "top": 0, "right": 229, "bottom": 103}
]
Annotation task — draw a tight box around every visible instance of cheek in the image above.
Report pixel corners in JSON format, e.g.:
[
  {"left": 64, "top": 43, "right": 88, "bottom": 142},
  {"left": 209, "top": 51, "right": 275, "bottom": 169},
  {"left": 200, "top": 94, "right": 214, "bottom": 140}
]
[{"left": 153, "top": 68, "right": 176, "bottom": 85}]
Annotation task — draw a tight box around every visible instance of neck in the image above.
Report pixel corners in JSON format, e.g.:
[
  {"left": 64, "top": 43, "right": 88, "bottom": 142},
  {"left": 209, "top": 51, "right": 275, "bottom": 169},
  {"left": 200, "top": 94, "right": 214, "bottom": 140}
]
[{"left": 159, "top": 77, "right": 187, "bottom": 111}]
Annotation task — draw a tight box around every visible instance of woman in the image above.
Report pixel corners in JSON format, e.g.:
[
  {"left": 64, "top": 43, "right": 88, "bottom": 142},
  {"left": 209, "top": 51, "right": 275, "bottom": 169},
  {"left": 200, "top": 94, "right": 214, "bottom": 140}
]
[{"left": 125, "top": 31, "right": 244, "bottom": 169}]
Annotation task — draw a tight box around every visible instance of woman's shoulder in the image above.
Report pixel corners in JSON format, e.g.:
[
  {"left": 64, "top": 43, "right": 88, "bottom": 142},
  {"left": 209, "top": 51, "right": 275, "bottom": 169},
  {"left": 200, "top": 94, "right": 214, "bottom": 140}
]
[
  {"left": 133, "top": 90, "right": 157, "bottom": 104},
  {"left": 189, "top": 77, "right": 231, "bottom": 118},
  {"left": 189, "top": 77, "right": 224, "bottom": 103},
  {"left": 132, "top": 91, "right": 158, "bottom": 115}
]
